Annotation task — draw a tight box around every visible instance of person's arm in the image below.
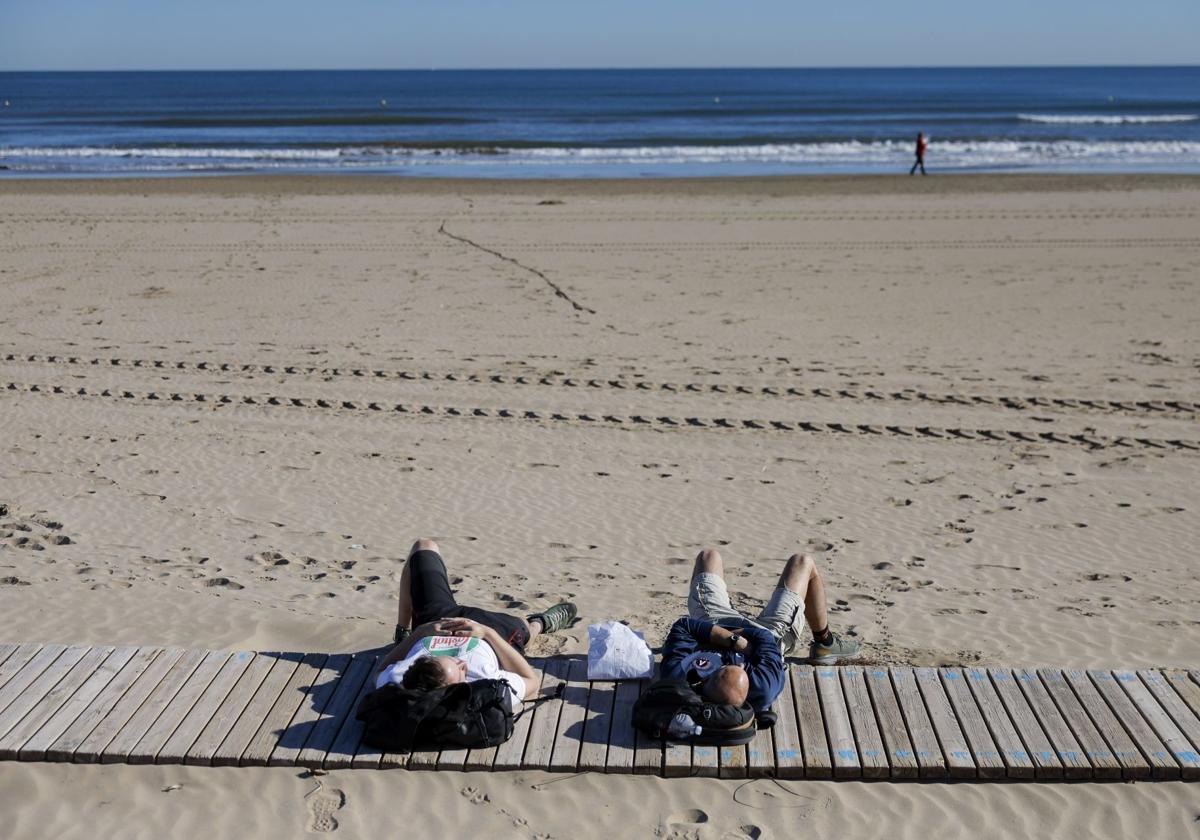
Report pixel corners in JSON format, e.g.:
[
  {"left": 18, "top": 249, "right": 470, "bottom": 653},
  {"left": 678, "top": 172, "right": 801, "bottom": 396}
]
[
  {"left": 661, "top": 617, "right": 708, "bottom": 678},
  {"left": 738, "top": 626, "right": 785, "bottom": 711},
  {"left": 373, "top": 621, "right": 441, "bottom": 679}
]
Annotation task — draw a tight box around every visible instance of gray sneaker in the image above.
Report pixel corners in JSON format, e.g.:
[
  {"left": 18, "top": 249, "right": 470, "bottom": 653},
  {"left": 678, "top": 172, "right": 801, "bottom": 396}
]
[
  {"left": 807, "top": 633, "right": 861, "bottom": 664},
  {"left": 527, "top": 602, "right": 578, "bottom": 634}
]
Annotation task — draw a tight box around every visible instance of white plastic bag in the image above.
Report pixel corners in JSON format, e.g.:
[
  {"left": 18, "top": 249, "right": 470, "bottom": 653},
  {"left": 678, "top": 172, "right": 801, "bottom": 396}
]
[{"left": 586, "top": 620, "right": 654, "bottom": 680}]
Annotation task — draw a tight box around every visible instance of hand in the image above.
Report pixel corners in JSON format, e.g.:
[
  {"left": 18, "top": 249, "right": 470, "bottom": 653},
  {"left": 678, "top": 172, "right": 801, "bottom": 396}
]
[
  {"left": 733, "top": 635, "right": 751, "bottom": 653},
  {"left": 435, "top": 617, "right": 487, "bottom": 638}
]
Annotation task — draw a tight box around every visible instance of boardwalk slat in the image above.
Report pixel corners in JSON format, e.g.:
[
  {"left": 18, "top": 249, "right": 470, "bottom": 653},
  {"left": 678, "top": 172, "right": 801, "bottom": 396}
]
[
  {"left": 632, "top": 674, "right": 663, "bottom": 776},
  {"left": 864, "top": 668, "right": 920, "bottom": 779},
  {"left": 662, "top": 735, "right": 692, "bottom": 778},
  {"left": 0, "top": 644, "right": 19, "bottom": 672},
  {"left": 517, "top": 657, "right": 568, "bottom": 770},
  {"left": 914, "top": 667, "right": 975, "bottom": 778},
  {"left": 406, "top": 747, "right": 440, "bottom": 770},
  {"left": 548, "top": 659, "right": 590, "bottom": 773},
  {"left": 792, "top": 666, "right": 830, "bottom": 778},
  {"left": 157, "top": 651, "right": 255, "bottom": 765},
  {"left": 125, "top": 650, "right": 230, "bottom": 765},
  {"left": 769, "top": 668, "right": 804, "bottom": 779},
  {"left": 239, "top": 652, "right": 327, "bottom": 767},
  {"left": 186, "top": 653, "right": 277, "bottom": 766},
  {"left": 297, "top": 653, "right": 375, "bottom": 769},
  {"left": 746, "top": 723, "right": 775, "bottom": 777},
  {"left": 268, "top": 653, "right": 350, "bottom": 767},
  {"left": 719, "top": 743, "right": 749, "bottom": 779},
  {"left": 324, "top": 655, "right": 381, "bottom": 770},
  {"left": 605, "top": 676, "right": 641, "bottom": 774},
  {"left": 1083, "top": 669, "right": 1177, "bottom": 779},
  {"left": 481, "top": 659, "right": 544, "bottom": 771},
  {"left": 0, "top": 646, "right": 112, "bottom": 758},
  {"left": 1012, "top": 668, "right": 1092, "bottom": 779},
  {"left": 0, "top": 644, "right": 32, "bottom": 690},
  {"left": 67, "top": 648, "right": 184, "bottom": 763},
  {"left": 889, "top": 668, "right": 947, "bottom": 777},
  {"left": 19, "top": 646, "right": 140, "bottom": 761},
  {"left": 692, "top": 743, "right": 719, "bottom": 778},
  {"left": 1165, "top": 671, "right": 1200, "bottom": 729},
  {"left": 940, "top": 668, "right": 1005, "bottom": 778},
  {"left": 815, "top": 666, "right": 860, "bottom": 778},
  {"left": 1131, "top": 670, "right": 1200, "bottom": 778},
  {"left": 97, "top": 648, "right": 208, "bottom": 764},
  {"left": 211, "top": 653, "right": 305, "bottom": 767},
  {"left": 973, "top": 669, "right": 1043, "bottom": 778},
  {"left": 0, "top": 644, "right": 69, "bottom": 719},
  {"left": 1037, "top": 669, "right": 1122, "bottom": 781},
  {"left": 840, "top": 668, "right": 889, "bottom": 779},
  {"left": 1108, "top": 670, "right": 1199, "bottom": 779},
  {"left": 578, "top": 677, "right": 616, "bottom": 771}
]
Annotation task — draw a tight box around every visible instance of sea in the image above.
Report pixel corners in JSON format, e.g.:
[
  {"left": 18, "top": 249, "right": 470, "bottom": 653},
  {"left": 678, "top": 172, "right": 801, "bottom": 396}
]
[{"left": 1, "top": 67, "right": 1198, "bottom": 178}]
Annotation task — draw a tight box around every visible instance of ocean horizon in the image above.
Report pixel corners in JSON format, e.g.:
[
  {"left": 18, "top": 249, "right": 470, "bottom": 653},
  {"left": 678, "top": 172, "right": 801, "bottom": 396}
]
[{"left": 2, "top": 66, "right": 1199, "bottom": 178}]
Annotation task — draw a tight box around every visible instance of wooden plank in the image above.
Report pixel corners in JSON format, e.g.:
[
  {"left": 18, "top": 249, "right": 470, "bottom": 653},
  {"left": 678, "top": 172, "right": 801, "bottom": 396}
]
[
  {"left": 268, "top": 653, "right": 349, "bottom": 767},
  {"left": 124, "top": 650, "right": 230, "bottom": 765},
  {"left": 970, "top": 668, "right": 1042, "bottom": 779},
  {"left": 0, "top": 644, "right": 42, "bottom": 694},
  {"left": 186, "top": 653, "right": 277, "bottom": 765},
  {"left": 58, "top": 648, "right": 181, "bottom": 763},
  {"left": 0, "top": 645, "right": 114, "bottom": 758},
  {"left": 298, "top": 653, "right": 375, "bottom": 769},
  {"left": 792, "top": 666, "right": 830, "bottom": 778},
  {"left": 157, "top": 651, "right": 256, "bottom": 764},
  {"left": 719, "top": 743, "right": 749, "bottom": 779},
  {"left": 863, "top": 668, "right": 920, "bottom": 779},
  {"left": 0, "top": 645, "right": 90, "bottom": 742},
  {"left": 692, "top": 743, "right": 719, "bottom": 778},
  {"left": 406, "top": 746, "right": 441, "bottom": 770},
  {"left": 517, "top": 656, "right": 568, "bottom": 770},
  {"left": 889, "top": 668, "right": 947, "bottom": 778},
  {"left": 1129, "top": 670, "right": 1200, "bottom": 779},
  {"left": 238, "top": 652, "right": 327, "bottom": 767},
  {"left": 211, "top": 652, "right": 305, "bottom": 767},
  {"left": 1111, "top": 670, "right": 1200, "bottom": 779},
  {"left": 548, "top": 658, "right": 590, "bottom": 773},
  {"left": 98, "top": 647, "right": 209, "bottom": 764},
  {"left": 0, "top": 644, "right": 69, "bottom": 718},
  {"left": 324, "top": 655, "right": 381, "bottom": 770},
  {"left": 0, "top": 643, "right": 18, "bottom": 669},
  {"left": 768, "top": 668, "right": 803, "bottom": 779},
  {"left": 814, "top": 666, "right": 860, "bottom": 778},
  {"left": 663, "top": 731, "right": 693, "bottom": 778},
  {"left": 1037, "top": 668, "right": 1123, "bottom": 781},
  {"left": 840, "top": 667, "right": 889, "bottom": 779},
  {"left": 1165, "top": 671, "right": 1200, "bottom": 727},
  {"left": 913, "top": 667, "right": 975, "bottom": 779},
  {"left": 939, "top": 668, "right": 1004, "bottom": 778},
  {"left": 578, "top": 677, "right": 616, "bottom": 771},
  {"left": 604, "top": 676, "right": 641, "bottom": 774},
  {"left": 746, "top": 723, "right": 775, "bottom": 777},
  {"left": 633, "top": 677, "right": 664, "bottom": 776},
  {"left": 19, "top": 646, "right": 140, "bottom": 761},
  {"left": 1012, "top": 668, "right": 1092, "bottom": 779},
  {"left": 1084, "top": 669, "right": 1177, "bottom": 779}
]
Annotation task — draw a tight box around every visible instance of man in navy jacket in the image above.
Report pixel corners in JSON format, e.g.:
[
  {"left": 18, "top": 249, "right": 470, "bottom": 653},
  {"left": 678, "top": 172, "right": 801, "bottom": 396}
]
[{"left": 661, "top": 548, "right": 859, "bottom": 718}]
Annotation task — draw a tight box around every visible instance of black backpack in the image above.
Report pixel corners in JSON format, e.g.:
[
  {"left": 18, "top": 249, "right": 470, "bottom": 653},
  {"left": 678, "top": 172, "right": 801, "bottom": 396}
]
[
  {"left": 356, "top": 678, "right": 515, "bottom": 752},
  {"left": 632, "top": 678, "right": 757, "bottom": 746}
]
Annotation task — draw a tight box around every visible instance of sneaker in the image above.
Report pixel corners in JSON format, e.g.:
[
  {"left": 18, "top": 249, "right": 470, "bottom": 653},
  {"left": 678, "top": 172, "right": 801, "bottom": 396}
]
[
  {"left": 527, "top": 602, "right": 578, "bottom": 635},
  {"left": 807, "top": 633, "right": 860, "bottom": 664},
  {"left": 393, "top": 625, "right": 412, "bottom": 645}
]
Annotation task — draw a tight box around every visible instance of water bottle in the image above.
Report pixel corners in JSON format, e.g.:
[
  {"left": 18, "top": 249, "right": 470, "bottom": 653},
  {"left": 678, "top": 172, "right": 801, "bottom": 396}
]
[{"left": 667, "top": 713, "right": 702, "bottom": 739}]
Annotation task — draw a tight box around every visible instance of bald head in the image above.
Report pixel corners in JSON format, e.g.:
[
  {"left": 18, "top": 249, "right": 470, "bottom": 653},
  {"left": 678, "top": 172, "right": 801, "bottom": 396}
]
[{"left": 703, "top": 665, "right": 749, "bottom": 707}]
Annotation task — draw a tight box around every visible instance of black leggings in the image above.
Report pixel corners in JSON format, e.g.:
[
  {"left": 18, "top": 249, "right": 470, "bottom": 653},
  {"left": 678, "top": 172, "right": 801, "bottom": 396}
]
[{"left": 407, "top": 550, "right": 530, "bottom": 652}]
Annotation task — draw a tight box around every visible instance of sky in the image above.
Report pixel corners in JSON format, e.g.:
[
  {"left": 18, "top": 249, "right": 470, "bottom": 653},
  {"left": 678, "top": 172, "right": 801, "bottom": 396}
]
[{"left": 2, "top": 0, "right": 1197, "bottom": 71}]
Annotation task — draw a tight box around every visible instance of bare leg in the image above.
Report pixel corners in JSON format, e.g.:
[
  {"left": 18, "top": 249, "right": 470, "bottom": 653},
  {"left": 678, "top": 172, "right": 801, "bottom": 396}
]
[
  {"left": 397, "top": 538, "right": 439, "bottom": 629},
  {"left": 692, "top": 547, "right": 725, "bottom": 581},
  {"left": 779, "top": 553, "right": 829, "bottom": 635}
]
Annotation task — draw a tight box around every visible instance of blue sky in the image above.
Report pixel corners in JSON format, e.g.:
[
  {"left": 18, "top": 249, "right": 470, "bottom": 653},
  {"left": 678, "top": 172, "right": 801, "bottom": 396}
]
[{"left": 2, "top": 0, "right": 1197, "bottom": 71}]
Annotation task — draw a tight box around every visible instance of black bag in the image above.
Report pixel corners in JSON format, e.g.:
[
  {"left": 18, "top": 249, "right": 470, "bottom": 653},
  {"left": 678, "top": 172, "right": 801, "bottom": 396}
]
[
  {"left": 356, "top": 678, "right": 515, "bottom": 752},
  {"left": 632, "top": 678, "right": 757, "bottom": 746}
]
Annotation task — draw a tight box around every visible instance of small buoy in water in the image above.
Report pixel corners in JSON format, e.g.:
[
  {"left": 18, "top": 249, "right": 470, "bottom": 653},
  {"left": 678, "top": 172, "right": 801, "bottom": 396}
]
[
  {"left": 713, "top": 97, "right": 720, "bottom": 104},
  {"left": 379, "top": 98, "right": 387, "bottom": 107},
  {"left": 3, "top": 101, "right": 9, "bottom": 107}
]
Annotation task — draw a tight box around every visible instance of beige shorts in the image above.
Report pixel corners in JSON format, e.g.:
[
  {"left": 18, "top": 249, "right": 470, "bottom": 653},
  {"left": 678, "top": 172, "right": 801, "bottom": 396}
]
[{"left": 688, "top": 572, "right": 806, "bottom": 655}]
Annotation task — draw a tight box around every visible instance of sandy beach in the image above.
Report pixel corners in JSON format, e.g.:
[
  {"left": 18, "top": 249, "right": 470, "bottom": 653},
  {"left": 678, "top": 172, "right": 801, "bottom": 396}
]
[{"left": 1, "top": 173, "right": 1198, "bottom": 838}]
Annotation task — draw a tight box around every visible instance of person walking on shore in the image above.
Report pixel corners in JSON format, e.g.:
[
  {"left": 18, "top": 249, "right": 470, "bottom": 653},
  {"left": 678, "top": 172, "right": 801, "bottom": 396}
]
[{"left": 909, "top": 132, "right": 928, "bottom": 176}]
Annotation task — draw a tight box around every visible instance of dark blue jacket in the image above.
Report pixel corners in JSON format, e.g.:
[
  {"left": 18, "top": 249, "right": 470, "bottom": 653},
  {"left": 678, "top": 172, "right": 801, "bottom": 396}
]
[{"left": 660, "top": 618, "right": 785, "bottom": 713}]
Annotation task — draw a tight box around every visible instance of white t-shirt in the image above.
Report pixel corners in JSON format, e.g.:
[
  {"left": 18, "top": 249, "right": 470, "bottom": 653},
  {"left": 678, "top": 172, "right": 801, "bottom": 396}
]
[{"left": 376, "top": 635, "right": 525, "bottom": 708}]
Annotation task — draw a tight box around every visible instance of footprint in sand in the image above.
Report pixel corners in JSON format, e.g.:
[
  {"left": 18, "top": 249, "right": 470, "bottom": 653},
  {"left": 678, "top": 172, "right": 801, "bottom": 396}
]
[
  {"left": 305, "top": 785, "right": 346, "bottom": 833},
  {"left": 660, "top": 809, "right": 708, "bottom": 840},
  {"left": 460, "top": 785, "right": 491, "bottom": 805}
]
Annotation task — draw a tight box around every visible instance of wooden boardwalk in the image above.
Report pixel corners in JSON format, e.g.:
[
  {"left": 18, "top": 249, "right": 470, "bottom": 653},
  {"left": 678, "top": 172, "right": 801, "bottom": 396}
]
[{"left": 0, "top": 642, "right": 1198, "bottom": 780}]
